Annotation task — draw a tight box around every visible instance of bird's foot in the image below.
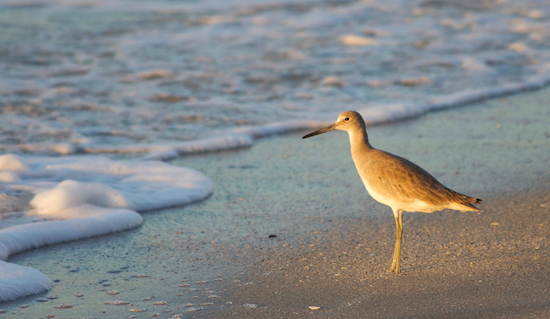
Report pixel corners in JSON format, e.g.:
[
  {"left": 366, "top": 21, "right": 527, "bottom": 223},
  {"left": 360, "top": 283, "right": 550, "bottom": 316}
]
[
  {"left": 387, "top": 267, "right": 401, "bottom": 274},
  {"left": 387, "top": 262, "right": 401, "bottom": 274}
]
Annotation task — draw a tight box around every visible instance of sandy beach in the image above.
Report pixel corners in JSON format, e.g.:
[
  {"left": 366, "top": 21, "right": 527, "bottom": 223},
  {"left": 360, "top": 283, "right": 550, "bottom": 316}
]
[{"left": 2, "top": 88, "right": 550, "bottom": 318}]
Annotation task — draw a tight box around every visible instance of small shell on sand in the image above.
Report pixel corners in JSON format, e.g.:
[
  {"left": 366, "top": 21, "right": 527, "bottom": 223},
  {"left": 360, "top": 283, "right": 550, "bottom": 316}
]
[
  {"left": 309, "top": 306, "right": 321, "bottom": 310},
  {"left": 152, "top": 301, "right": 168, "bottom": 305},
  {"left": 107, "top": 290, "right": 119, "bottom": 295}
]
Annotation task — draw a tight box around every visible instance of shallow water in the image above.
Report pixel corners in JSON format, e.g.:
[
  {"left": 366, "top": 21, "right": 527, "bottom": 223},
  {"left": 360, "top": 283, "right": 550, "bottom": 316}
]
[{"left": 1, "top": 0, "right": 550, "bottom": 153}]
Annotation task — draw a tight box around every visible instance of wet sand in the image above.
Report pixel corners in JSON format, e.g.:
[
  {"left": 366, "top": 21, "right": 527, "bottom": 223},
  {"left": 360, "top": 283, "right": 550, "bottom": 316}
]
[{"left": 2, "top": 88, "right": 550, "bottom": 318}]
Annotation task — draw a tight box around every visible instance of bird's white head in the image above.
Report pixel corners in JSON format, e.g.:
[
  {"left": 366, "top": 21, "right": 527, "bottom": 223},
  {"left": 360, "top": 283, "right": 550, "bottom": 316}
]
[{"left": 302, "top": 110, "right": 365, "bottom": 139}]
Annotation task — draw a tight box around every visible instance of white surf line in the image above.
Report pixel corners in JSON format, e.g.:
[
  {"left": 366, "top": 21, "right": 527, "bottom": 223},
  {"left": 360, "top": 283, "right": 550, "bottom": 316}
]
[
  {"left": 140, "top": 120, "right": 329, "bottom": 161},
  {"left": 145, "top": 73, "right": 550, "bottom": 161},
  {"left": 358, "top": 73, "right": 550, "bottom": 125},
  {"left": 4, "top": 75, "right": 549, "bottom": 159}
]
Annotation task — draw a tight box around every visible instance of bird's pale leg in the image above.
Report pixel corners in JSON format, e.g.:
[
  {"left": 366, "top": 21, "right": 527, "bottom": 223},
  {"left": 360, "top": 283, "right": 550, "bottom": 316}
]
[{"left": 389, "top": 210, "right": 403, "bottom": 274}]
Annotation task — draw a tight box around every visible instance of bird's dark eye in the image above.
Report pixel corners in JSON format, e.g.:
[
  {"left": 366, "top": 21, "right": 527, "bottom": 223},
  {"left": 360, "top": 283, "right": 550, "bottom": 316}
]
[{"left": 344, "top": 117, "right": 350, "bottom": 121}]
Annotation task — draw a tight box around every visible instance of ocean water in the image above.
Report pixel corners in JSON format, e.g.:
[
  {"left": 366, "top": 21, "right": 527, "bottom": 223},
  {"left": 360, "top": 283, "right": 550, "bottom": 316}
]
[
  {"left": 1, "top": 0, "right": 550, "bottom": 301},
  {"left": 2, "top": 0, "right": 550, "bottom": 156}
]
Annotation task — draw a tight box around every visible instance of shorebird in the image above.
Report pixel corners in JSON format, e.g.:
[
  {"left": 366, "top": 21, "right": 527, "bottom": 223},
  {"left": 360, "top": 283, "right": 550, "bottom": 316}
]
[{"left": 302, "top": 111, "right": 481, "bottom": 274}]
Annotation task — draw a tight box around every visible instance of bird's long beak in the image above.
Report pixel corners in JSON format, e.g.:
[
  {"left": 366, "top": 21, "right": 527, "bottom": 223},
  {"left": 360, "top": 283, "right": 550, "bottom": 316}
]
[{"left": 302, "top": 123, "right": 336, "bottom": 139}]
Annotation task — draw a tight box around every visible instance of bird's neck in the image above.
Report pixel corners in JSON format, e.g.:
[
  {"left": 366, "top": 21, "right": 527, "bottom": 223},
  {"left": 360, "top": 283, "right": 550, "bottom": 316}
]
[{"left": 348, "top": 126, "right": 373, "bottom": 155}]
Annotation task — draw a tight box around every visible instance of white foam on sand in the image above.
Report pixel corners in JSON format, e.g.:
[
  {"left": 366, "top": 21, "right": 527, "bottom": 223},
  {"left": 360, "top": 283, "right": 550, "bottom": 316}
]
[{"left": 0, "top": 154, "right": 212, "bottom": 301}]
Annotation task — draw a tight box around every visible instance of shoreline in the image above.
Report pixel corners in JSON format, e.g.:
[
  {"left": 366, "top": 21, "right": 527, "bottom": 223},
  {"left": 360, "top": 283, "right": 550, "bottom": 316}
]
[{"left": 2, "top": 88, "right": 549, "bottom": 317}]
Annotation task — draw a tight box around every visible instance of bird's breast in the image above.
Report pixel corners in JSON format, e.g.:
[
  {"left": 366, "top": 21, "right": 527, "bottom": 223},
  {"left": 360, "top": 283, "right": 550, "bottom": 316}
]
[
  {"left": 360, "top": 176, "right": 394, "bottom": 207},
  {"left": 360, "top": 176, "right": 438, "bottom": 213}
]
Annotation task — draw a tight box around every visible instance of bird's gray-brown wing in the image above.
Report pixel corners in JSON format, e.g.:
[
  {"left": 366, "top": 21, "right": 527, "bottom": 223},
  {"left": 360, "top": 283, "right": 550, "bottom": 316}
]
[{"left": 367, "top": 151, "right": 479, "bottom": 210}]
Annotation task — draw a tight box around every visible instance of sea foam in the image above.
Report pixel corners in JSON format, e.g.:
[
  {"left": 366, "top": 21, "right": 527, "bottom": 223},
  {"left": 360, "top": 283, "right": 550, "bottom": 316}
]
[
  {"left": 0, "top": 154, "right": 212, "bottom": 301},
  {"left": 2, "top": 0, "right": 550, "bottom": 157}
]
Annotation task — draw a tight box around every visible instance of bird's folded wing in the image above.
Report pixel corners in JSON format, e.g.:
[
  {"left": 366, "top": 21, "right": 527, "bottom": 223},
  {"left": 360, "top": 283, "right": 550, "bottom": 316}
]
[{"left": 373, "top": 155, "right": 450, "bottom": 206}]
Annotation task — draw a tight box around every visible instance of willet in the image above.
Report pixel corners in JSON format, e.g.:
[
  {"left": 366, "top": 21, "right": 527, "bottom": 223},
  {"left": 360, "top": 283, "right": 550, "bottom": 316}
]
[{"left": 302, "top": 111, "right": 481, "bottom": 274}]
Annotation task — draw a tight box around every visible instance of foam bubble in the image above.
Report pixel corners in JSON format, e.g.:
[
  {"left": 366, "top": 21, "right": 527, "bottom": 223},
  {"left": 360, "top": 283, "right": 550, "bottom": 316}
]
[{"left": 0, "top": 154, "right": 28, "bottom": 173}]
